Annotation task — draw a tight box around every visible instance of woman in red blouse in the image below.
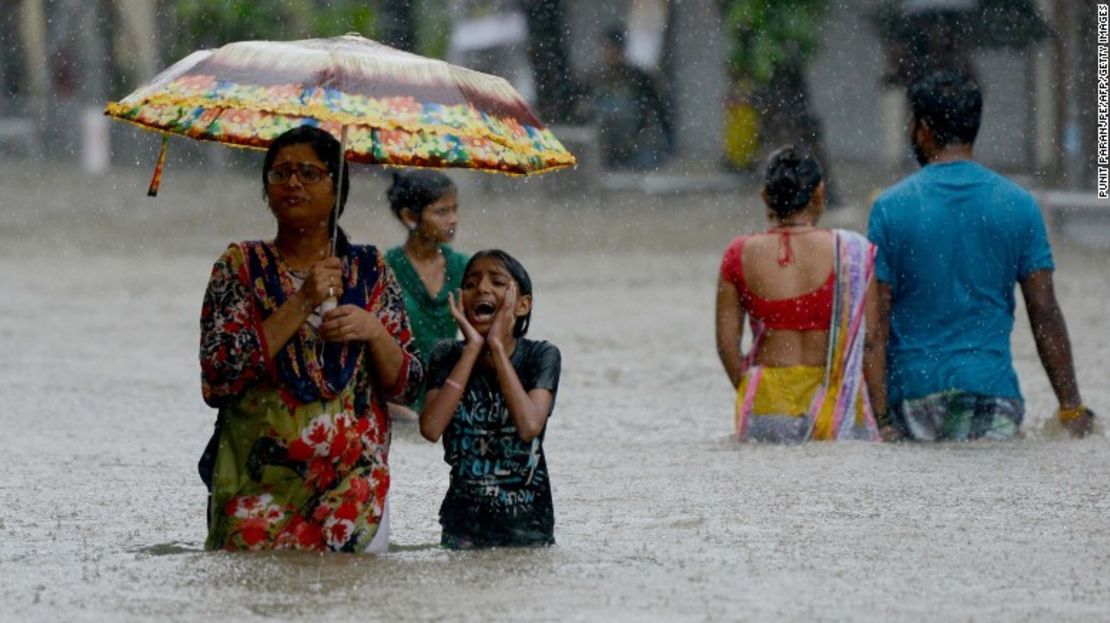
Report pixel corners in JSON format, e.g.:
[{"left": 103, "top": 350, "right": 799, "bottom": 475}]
[{"left": 715, "top": 147, "right": 888, "bottom": 443}]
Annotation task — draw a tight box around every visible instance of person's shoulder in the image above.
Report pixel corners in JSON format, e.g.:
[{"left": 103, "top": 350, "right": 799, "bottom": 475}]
[
  {"left": 974, "top": 164, "right": 1038, "bottom": 201},
  {"left": 870, "top": 171, "right": 933, "bottom": 231},
  {"left": 384, "top": 245, "right": 405, "bottom": 264},
  {"left": 348, "top": 243, "right": 385, "bottom": 267},
  {"left": 960, "top": 163, "right": 1042, "bottom": 223},
  {"left": 517, "top": 339, "right": 561, "bottom": 387},
  {"left": 217, "top": 240, "right": 265, "bottom": 265},
  {"left": 874, "top": 170, "right": 926, "bottom": 206},
  {"left": 722, "top": 234, "right": 750, "bottom": 255},
  {"left": 520, "top": 338, "right": 561, "bottom": 360},
  {"left": 349, "top": 241, "right": 382, "bottom": 255},
  {"left": 208, "top": 241, "right": 267, "bottom": 282}
]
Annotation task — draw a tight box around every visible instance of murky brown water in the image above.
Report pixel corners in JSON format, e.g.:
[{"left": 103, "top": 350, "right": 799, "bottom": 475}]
[{"left": 2, "top": 161, "right": 1108, "bottom": 621}]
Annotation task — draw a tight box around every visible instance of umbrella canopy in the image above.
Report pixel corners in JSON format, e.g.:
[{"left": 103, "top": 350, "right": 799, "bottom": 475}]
[{"left": 105, "top": 33, "right": 576, "bottom": 184}]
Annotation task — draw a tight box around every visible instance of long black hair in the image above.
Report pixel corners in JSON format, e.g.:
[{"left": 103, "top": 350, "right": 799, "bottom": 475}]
[
  {"left": 386, "top": 170, "right": 456, "bottom": 223},
  {"left": 261, "top": 125, "right": 351, "bottom": 216},
  {"left": 762, "top": 146, "right": 824, "bottom": 219},
  {"left": 465, "top": 249, "right": 533, "bottom": 338}
]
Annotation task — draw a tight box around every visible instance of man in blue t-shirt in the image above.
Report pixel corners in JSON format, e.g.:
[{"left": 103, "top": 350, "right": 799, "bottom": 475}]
[{"left": 868, "top": 70, "right": 1092, "bottom": 441}]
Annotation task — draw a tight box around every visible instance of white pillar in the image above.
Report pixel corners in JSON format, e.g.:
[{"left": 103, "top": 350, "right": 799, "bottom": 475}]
[
  {"left": 668, "top": 0, "right": 725, "bottom": 169},
  {"left": 112, "top": 0, "right": 159, "bottom": 83},
  {"left": 1027, "top": 0, "right": 1055, "bottom": 174},
  {"left": 880, "top": 89, "right": 907, "bottom": 171},
  {"left": 19, "top": 0, "right": 49, "bottom": 100}
]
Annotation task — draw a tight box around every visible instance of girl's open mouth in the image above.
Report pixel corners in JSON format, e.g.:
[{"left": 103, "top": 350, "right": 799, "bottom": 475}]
[{"left": 472, "top": 300, "right": 497, "bottom": 322}]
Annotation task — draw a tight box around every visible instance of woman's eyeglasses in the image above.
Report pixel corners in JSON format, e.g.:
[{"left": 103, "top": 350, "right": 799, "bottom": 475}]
[{"left": 266, "top": 163, "right": 331, "bottom": 186}]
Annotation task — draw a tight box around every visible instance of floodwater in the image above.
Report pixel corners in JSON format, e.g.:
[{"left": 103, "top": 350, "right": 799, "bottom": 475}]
[{"left": 1, "top": 160, "right": 1108, "bottom": 621}]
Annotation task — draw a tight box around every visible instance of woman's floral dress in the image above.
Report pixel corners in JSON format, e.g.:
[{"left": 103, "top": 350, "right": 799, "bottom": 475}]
[{"left": 200, "top": 238, "right": 421, "bottom": 551}]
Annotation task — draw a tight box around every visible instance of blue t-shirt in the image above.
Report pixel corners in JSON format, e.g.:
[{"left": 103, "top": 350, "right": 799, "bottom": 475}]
[{"left": 867, "top": 161, "right": 1054, "bottom": 405}]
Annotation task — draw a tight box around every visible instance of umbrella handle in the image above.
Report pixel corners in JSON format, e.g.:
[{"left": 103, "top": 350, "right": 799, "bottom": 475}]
[
  {"left": 324, "top": 126, "right": 346, "bottom": 316},
  {"left": 147, "top": 135, "right": 169, "bottom": 197},
  {"left": 329, "top": 125, "right": 348, "bottom": 256}
]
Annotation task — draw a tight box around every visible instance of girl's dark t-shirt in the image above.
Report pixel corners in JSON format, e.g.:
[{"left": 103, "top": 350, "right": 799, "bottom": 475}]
[{"left": 426, "top": 338, "right": 561, "bottom": 546}]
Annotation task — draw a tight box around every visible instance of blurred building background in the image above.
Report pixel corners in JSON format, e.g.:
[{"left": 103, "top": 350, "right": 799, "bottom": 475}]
[{"left": 0, "top": 0, "right": 1098, "bottom": 192}]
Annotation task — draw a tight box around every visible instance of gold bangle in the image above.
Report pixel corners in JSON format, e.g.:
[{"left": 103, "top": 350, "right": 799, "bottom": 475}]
[{"left": 1058, "top": 405, "right": 1086, "bottom": 422}]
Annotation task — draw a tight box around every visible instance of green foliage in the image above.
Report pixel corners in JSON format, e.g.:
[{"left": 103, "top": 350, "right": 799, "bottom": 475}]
[
  {"left": 413, "top": 0, "right": 452, "bottom": 59},
  {"left": 722, "top": 0, "right": 828, "bottom": 85},
  {"left": 168, "top": 0, "right": 375, "bottom": 59}
]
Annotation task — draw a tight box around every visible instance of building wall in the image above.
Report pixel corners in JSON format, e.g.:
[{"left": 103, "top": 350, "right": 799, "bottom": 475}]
[
  {"left": 806, "top": 0, "right": 1039, "bottom": 172},
  {"left": 804, "top": 0, "right": 891, "bottom": 165},
  {"left": 2, "top": 0, "right": 1050, "bottom": 176},
  {"left": 560, "top": 0, "right": 1044, "bottom": 173}
]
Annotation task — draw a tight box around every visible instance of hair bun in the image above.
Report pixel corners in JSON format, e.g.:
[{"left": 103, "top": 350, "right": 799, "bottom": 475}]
[{"left": 762, "top": 146, "right": 823, "bottom": 218}]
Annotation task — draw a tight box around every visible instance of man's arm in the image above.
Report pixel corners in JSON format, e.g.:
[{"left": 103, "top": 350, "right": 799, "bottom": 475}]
[
  {"left": 871, "top": 282, "right": 900, "bottom": 441},
  {"left": 1019, "top": 269, "right": 1091, "bottom": 437}
]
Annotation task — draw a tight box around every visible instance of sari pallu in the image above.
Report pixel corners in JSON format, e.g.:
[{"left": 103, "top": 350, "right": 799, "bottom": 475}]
[{"left": 735, "top": 229, "right": 879, "bottom": 442}]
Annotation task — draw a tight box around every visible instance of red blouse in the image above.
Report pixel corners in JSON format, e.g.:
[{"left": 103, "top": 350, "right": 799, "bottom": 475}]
[{"left": 719, "top": 235, "right": 834, "bottom": 331}]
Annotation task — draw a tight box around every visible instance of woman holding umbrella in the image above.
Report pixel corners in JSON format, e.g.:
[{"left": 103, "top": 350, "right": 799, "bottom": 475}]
[
  {"left": 105, "top": 34, "right": 573, "bottom": 549},
  {"left": 199, "top": 126, "right": 422, "bottom": 552}
]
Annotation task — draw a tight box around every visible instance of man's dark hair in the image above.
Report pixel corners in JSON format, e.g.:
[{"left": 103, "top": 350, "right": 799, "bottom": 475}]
[{"left": 908, "top": 69, "right": 983, "bottom": 147}]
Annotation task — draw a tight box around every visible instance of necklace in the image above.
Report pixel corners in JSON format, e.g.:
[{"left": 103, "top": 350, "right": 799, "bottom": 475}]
[
  {"left": 271, "top": 240, "right": 323, "bottom": 279},
  {"left": 765, "top": 225, "right": 821, "bottom": 267}
]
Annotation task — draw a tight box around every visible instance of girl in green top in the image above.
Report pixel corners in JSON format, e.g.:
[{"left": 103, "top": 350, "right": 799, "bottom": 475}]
[{"left": 384, "top": 171, "right": 469, "bottom": 411}]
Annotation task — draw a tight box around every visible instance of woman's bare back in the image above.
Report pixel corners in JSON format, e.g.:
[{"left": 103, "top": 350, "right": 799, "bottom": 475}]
[{"left": 741, "top": 229, "right": 834, "bottom": 367}]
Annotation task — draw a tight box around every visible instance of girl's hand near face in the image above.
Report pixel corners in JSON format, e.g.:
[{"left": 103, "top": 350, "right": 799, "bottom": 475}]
[
  {"left": 487, "top": 282, "right": 517, "bottom": 353},
  {"left": 448, "top": 290, "right": 483, "bottom": 351},
  {"left": 321, "top": 305, "right": 386, "bottom": 343},
  {"left": 422, "top": 288, "right": 483, "bottom": 444}
]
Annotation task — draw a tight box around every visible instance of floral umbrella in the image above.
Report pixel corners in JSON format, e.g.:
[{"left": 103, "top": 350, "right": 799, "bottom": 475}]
[{"left": 105, "top": 33, "right": 576, "bottom": 197}]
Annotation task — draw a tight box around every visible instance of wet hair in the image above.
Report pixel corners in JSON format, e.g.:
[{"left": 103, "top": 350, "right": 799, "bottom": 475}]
[
  {"left": 762, "top": 146, "right": 824, "bottom": 218},
  {"left": 909, "top": 69, "right": 982, "bottom": 147},
  {"left": 386, "top": 170, "right": 456, "bottom": 222},
  {"left": 262, "top": 125, "right": 351, "bottom": 215},
  {"left": 465, "top": 249, "right": 533, "bottom": 337}
]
